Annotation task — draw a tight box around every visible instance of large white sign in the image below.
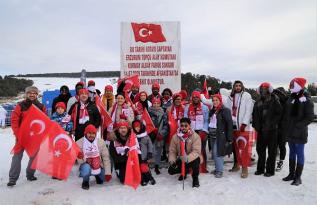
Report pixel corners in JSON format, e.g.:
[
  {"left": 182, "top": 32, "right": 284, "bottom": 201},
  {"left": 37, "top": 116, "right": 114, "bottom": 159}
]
[{"left": 121, "top": 22, "right": 181, "bottom": 93}]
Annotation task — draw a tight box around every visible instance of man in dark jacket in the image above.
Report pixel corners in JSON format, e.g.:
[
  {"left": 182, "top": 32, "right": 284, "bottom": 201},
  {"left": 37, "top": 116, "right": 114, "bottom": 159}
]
[
  {"left": 51, "top": 85, "right": 72, "bottom": 113},
  {"left": 69, "top": 88, "right": 101, "bottom": 141},
  {"left": 252, "top": 82, "right": 282, "bottom": 177},
  {"left": 282, "top": 78, "right": 314, "bottom": 186},
  {"left": 7, "top": 86, "right": 46, "bottom": 187}
]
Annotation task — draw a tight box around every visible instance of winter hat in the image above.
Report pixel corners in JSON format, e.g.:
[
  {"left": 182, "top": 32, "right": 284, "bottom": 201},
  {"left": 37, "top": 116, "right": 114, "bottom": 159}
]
[
  {"left": 191, "top": 91, "right": 201, "bottom": 99},
  {"left": 78, "top": 88, "right": 89, "bottom": 95},
  {"left": 213, "top": 93, "right": 222, "bottom": 102},
  {"left": 152, "top": 82, "right": 160, "bottom": 90},
  {"left": 172, "top": 93, "right": 182, "bottom": 101},
  {"left": 115, "top": 120, "right": 129, "bottom": 128},
  {"left": 105, "top": 85, "right": 113, "bottom": 92},
  {"left": 179, "top": 90, "right": 188, "bottom": 100},
  {"left": 151, "top": 97, "right": 161, "bottom": 104},
  {"left": 88, "top": 80, "right": 95, "bottom": 87},
  {"left": 76, "top": 81, "right": 85, "bottom": 88},
  {"left": 258, "top": 82, "right": 273, "bottom": 93},
  {"left": 84, "top": 124, "right": 97, "bottom": 135},
  {"left": 132, "top": 120, "right": 141, "bottom": 128},
  {"left": 25, "top": 86, "right": 39, "bottom": 94},
  {"left": 60, "top": 85, "right": 69, "bottom": 93},
  {"left": 290, "top": 77, "right": 306, "bottom": 93},
  {"left": 55, "top": 102, "right": 66, "bottom": 110}
]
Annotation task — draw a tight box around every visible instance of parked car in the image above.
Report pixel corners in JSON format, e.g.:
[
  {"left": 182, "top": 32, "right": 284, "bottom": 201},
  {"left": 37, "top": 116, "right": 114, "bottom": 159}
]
[{"left": 312, "top": 96, "right": 317, "bottom": 122}]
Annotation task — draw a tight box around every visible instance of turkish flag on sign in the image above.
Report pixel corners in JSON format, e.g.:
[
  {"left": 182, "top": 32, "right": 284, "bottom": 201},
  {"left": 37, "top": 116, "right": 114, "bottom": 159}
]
[
  {"left": 167, "top": 112, "right": 178, "bottom": 144},
  {"left": 131, "top": 23, "right": 166, "bottom": 43},
  {"left": 141, "top": 109, "right": 156, "bottom": 134},
  {"left": 31, "top": 122, "right": 80, "bottom": 180},
  {"left": 233, "top": 131, "right": 254, "bottom": 168},
  {"left": 11, "top": 105, "right": 51, "bottom": 157},
  {"left": 124, "top": 132, "right": 141, "bottom": 189}
]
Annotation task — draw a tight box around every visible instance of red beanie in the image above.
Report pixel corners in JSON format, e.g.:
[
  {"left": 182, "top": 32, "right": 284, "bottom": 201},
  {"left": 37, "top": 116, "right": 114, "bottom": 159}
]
[
  {"left": 76, "top": 81, "right": 85, "bottom": 87},
  {"left": 152, "top": 82, "right": 160, "bottom": 90},
  {"left": 88, "top": 80, "right": 95, "bottom": 86},
  {"left": 213, "top": 93, "right": 222, "bottom": 103},
  {"left": 84, "top": 124, "right": 97, "bottom": 135},
  {"left": 292, "top": 77, "right": 306, "bottom": 89},
  {"left": 55, "top": 102, "right": 66, "bottom": 110},
  {"left": 172, "top": 93, "right": 182, "bottom": 101},
  {"left": 115, "top": 121, "right": 129, "bottom": 128},
  {"left": 132, "top": 120, "right": 141, "bottom": 128},
  {"left": 78, "top": 88, "right": 89, "bottom": 95},
  {"left": 260, "top": 82, "right": 273, "bottom": 93},
  {"left": 105, "top": 85, "right": 113, "bottom": 92},
  {"left": 191, "top": 91, "right": 201, "bottom": 99},
  {"left": 151, "top": 97, "right": 161, "bottom": 104}
]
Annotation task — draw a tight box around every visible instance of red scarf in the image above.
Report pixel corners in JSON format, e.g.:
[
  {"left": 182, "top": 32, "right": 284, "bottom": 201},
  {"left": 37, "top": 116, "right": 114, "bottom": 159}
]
[
  {"left": 79, "top": 102, "right": 89, "bottom": 124},
  {"left": 171, "top": 105, "right": 185, "bottom": 121},
  {"left": 187, "top": 103, "right": 203, "bottom": 121}
]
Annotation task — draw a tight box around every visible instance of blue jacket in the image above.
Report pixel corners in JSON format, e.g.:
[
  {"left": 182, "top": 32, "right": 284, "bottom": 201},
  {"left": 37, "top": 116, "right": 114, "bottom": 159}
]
[{"left": 51, "top": 112, "right": 73, "bottom": 133}]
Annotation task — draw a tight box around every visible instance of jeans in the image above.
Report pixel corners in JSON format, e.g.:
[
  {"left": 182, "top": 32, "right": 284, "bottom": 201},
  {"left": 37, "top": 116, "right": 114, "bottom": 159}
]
[
  {"left": 79, "top": 163, "right": 105, "bottom": 183},
  {"left": 212, "top": 139, "right": 224, "bottom": 173},
  {"left": 288, "top": 143, "right": 305, "bottom": 165},
  {"left": 154, "top": 144, "right": 163, "bottom": 165}
]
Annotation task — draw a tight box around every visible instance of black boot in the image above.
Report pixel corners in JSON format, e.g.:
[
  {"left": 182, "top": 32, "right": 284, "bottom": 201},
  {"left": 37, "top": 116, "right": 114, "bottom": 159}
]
[
  {"left": 178, "top": 174, "right": 187, "bottom": 181},
  {"left": 154, "top": 165, "right": 161, "bottom": 175},
  {"left": 291, "top": 164, "right": 303, "bottom": 186},
  {"left": 82, "top": 181, "right": 89, "bottom": 190},
  {"left": 27, "top": 176, "right": 37, "bottom": 181},
  {"left": 7, "top": 181, "right": 16, "bottom": 187},
  {"left": 148, "top": 172, "right": 156, "bottom": 185},
  {"left": 283, "top": 159, "right": 296, "bottom": 181},
  {"left": 95, "top": 176, "right": 103, "bottom": 184},
  {"left": 141, "top": 173, "right": 149, "bottom": 186},
  {"left": 192, "top": 176, "right": 200, "bottom": 188},
  {"left": 276, "top": 160, "right": 283, "bottom": 172}
]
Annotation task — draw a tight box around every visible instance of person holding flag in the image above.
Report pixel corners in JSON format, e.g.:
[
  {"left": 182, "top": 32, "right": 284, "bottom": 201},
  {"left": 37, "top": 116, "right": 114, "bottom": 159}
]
[
  {"left": 184, "top": 91, "right": 209, "bottom": 173},
  {"left": 168, "top": 117, "right": 201, "bottom": 188},
  {"left": 134, "top": 91, "right": 152, "bottom": 120},
  {"left": 148, "top": 98, "right": 169, "bottom": 175},
  {"left": 7, "top": 86, "right": 46, "bottom": 187},
  {"left": 76, "top": 124, "right": 112, "bottom": 190},
  {"left": 66, "top": 81, "right": 85, "bottom": 113}
]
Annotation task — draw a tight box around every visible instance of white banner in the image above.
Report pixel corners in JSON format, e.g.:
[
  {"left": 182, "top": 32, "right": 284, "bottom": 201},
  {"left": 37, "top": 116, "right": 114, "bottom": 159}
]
[{"left": 120, "top": 21, "right": 181, "bottom": 93}]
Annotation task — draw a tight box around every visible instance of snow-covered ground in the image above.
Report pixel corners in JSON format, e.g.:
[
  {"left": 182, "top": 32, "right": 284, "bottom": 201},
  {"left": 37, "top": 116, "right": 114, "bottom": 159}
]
[{"left": 0, "top": 124, "right": 316, "bottom": 205}]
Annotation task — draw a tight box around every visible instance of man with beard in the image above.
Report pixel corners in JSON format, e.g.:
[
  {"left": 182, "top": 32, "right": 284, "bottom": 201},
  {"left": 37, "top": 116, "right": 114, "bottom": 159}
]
[
  {"left": 7, "top": 86, "right": 46, "bottom": 187},
  {"left": 51, "top": 85, "right": 72, "bottom": 113},
  {"left": 129, "top": 84, "right": 140, "bottom": 103},
  {"left": 168, "top": 117, "right": 202, "bottom": 188},
  {"left": 252, "top": 82, "right": 282, "bottom": 177},
  {"left": 148, "top": 82, "right": 163, "bottom": 103},
  {"left": 224, "top": 80, "right": 253, "bottom": 178}
]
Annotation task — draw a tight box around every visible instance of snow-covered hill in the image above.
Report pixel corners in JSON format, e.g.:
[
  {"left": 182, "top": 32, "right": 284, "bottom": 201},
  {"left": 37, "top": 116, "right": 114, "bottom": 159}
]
[{"left": 0, "top": 124, "right": 316, "bottom": 205}]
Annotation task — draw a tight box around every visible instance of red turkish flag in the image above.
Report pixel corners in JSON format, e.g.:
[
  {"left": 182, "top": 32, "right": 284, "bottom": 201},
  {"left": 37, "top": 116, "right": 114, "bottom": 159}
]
[
  {"left": 11, "top": 105, "right": 51, "bottom": 157},
  {"left": 233, "top": 131, "right": 254, "bottom": 167},
  {"left": 167, "top": 112, "right": 178, "bottom": 144},
  {"left": 180, "top": 140, "right": 186, "bottom": 177},
  {"left": 95, "top": 96, "right": 113, "bottom": 128},
  {"left": 141, "top": 109, "right": 156, "bottom": 134},
  {"left": 201, "top": 78, "right": 209, "bottom": 99},
  {"left": 31, "top": 122, "right": 80, "bottom": 180},
  {"left": 118, "top": 75, "right": 140, "bottom": 93},
  {"left": 131, "top": 23, "right": 166, "bottom": 43},
  {"left": 124, "top": 132, "right": 141, "bottom": 189}
]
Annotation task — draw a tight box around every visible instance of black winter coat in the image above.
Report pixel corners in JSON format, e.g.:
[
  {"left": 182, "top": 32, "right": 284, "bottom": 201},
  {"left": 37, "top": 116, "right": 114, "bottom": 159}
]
[
  {"left": 284, "top": 92, "right": 314, "bottom": 144},
  {"left": 252, "top": 94, "right": 282, "bottom": 132},
  {"left": 209, "top": 106, "right": 233, "bottom": 157},
  {"left": 51, "top": 93, "right": 72, "bottom": 113}
]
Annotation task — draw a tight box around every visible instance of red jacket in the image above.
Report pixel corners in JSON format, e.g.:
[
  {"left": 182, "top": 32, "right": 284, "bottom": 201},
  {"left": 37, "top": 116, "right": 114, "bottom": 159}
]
[{"left": 11, "top": 100, "right": 46, "bottom": 137}]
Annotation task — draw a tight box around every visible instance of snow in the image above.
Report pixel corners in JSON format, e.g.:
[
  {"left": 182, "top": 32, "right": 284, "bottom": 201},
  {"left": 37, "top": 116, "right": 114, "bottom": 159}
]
[{"left": 0, "top": 124, "right": 317, "bottom": 205}]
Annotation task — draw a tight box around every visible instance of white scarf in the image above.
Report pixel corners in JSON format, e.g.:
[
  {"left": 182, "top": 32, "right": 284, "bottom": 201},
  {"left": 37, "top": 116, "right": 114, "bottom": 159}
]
[{"left": 83, "top": 137, "right": 101, "bottom": 175}]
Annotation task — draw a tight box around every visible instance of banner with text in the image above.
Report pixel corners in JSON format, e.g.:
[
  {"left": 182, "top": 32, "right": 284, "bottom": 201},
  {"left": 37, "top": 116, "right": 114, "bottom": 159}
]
[{"left": 121, "top": 22, "right": 181, "bottom": 93}]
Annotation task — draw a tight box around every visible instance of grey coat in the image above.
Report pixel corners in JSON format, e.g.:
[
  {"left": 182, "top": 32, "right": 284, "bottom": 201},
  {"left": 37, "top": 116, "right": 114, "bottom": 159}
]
[
  {"left": 137, "top": 133, "right": 154, "bottom": 161},
  {"left": 148, "top": 107, "right": 169, "bottom": 147}
]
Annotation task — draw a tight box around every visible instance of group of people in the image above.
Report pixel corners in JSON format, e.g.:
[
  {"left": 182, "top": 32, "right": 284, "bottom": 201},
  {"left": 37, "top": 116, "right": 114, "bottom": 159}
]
[{"left": 6, "top": 77, "right": 314, "bottom": 190}]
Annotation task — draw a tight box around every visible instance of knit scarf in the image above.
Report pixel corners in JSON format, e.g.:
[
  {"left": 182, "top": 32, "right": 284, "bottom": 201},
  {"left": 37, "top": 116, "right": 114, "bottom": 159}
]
[
  {"left": 291, "top": 90, "right": 306, "bottom": 116},
  {"left": 171, "top": 105, "right": 185, "bottom": 121},
  {"left": 79, "top": 102, "right": 89, "bottom": 124},
  {"left": 83, "top": 137, "right": 101, "bottom": 175}
]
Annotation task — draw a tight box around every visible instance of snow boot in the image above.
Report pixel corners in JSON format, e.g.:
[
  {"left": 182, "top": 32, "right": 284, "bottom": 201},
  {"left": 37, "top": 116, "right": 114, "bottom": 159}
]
[
  {"left": 291, "top": 164, "right": 303, "bottom": 186},
  {"left": 148, "top": 173, "right": 156, "bottom": 185},
  {"left": 283, "top": 159, "right": 296, "bottom": 181},
  {"left": 7, "top": 181, "right": 16, "bottom": 187},
  {"left": 154, "top": 165, "right": 161, "bottom": 175},
  {"left": 276, "top": 160, "right": 283, "bottom": 172},
  {"left": 27, "top": 176, "right": 37, "bottom": 181},
  {"left": 192, "top": 176, "right": 200, "bottom": 188},
  {"left": 229, "top": 164, "right": 240, "bottom": 172},
  {"left": 241, "top": 167, "right": 248, "bottom": 178},
  {"left": 178, "top": 174, "right": 187, "bottom": 181},
  {"left": 82, "top": 181, "right": 89, "bottom": 190}
]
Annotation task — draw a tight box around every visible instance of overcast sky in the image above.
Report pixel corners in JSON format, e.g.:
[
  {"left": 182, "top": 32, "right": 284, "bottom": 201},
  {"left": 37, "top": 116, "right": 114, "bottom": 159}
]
[{"left": 0, "top": 0, "right": 316, "bottom": 87}]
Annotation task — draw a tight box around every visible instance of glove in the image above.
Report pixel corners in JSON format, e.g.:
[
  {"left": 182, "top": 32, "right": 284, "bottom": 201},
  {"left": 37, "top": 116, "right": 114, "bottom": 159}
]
[
  {"left": 105, "top": 175, "right": 112, "bottom": 182},
  {"left": 240, "top": 124, "right": 247, "bottom": 132},
  {"left": 180, "top": 155, "right": 189, "bottom": 163},
  {"left": 199, "top": 131, "right": 208, "bottom": 141},
  {"left": 147, "top": 153, "right": 153, "bottom": 160},
  {"left": 156, "top": 134, "right": 164, "bottom": 142},
  {"left": 77, "top": 152, "right": 84, "bottom": 159}
]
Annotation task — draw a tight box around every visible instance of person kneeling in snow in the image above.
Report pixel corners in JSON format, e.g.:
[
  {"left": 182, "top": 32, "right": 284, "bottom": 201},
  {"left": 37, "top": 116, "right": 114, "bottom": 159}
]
[
  {"left": 132, "top": 119, "right": 156, "bottom": 186},
  {"left": 168, "top": 117, "right": 202, "bottom": 188},
  {"left": 76, "top": 124, "right": 112, "bottom": 190}
]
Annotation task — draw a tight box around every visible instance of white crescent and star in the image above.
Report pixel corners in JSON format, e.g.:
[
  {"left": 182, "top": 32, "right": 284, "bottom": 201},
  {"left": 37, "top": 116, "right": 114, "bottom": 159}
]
[
  {"left": 53, "top": 134, "right": 73, "bottom": 157},
  {"left": 30, "top": 119, "right": 45, "bottom": 136},
  {"left": 139, "top": 28, "right": 152, "bottom": 37},
  {"left": 236, "top": 136, "right": 247, "bottom": 149}
]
